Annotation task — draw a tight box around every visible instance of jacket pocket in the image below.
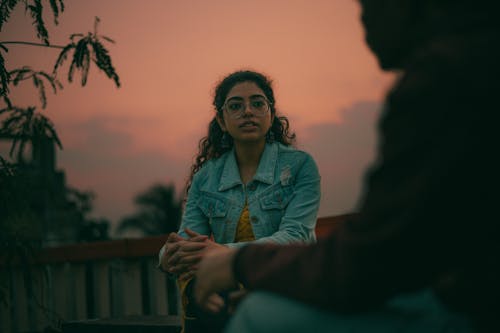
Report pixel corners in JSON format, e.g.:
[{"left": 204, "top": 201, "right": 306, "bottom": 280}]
[
  {"left": 259, "top": 185, "right": 294, "bottom": 210},
  {"left": 197, "top": 196, "right": 228, "bottom": 218}
]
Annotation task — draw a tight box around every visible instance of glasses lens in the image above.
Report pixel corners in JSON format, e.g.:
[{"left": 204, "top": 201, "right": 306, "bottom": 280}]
[
  {"left": 226, "top": 101, "right": 244, "bottom": 113},
  {"left": 224, "top": 98, "right": 270, "bottom": 119},
  {"left": 250, "top": 99, "right": 269, "bottom": 116}
]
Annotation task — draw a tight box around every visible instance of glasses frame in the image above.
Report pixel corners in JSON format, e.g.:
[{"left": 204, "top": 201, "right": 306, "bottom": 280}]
[{"left": 222, "top": 97, "right": 273, "bottom": 119}]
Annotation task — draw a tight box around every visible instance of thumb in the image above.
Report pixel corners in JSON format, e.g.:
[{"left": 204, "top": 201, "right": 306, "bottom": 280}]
[{"left": 167, "top": 232, "right": 184, "bottom": 242}]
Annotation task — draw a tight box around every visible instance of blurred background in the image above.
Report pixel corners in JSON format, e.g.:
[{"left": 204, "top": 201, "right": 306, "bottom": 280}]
[
  {"left": 1, "top": 0, "right": 393, "bottom": 241},
  {"left": 0, "top": 1, "right": 396, "bottom": 332}
]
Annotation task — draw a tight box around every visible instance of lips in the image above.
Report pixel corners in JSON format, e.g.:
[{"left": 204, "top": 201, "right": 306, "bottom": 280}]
[{"left": 239, "top": 121, "right": 258, "bottom": 128}]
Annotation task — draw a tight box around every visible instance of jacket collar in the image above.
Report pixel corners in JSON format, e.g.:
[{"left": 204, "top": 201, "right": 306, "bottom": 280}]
[{"left": 218, "top": 143, "right": 278, "bottom": 191}]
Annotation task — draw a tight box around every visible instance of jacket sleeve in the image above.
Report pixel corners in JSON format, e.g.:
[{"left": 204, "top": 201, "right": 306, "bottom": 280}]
[{"left": 177, "top": 170, "right": 211, "bottom": 239}]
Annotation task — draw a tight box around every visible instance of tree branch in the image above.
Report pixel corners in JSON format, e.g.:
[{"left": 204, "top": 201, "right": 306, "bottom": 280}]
[{"left": 0, "top": 41, "right": 65, "bottom": 49}]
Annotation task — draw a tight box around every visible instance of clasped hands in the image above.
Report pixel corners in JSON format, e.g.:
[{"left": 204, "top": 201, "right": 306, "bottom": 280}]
[
  {"left": 159, "top": 228, "right": 245, "bottom": 313},
  {"left": 159, "top": 228, "right": 222, "bottom": 281}
]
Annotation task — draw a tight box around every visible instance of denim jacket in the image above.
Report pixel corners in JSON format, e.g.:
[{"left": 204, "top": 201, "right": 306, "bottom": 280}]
[{"left": 178, "top": 142, "right": 321, "bottom": 248}]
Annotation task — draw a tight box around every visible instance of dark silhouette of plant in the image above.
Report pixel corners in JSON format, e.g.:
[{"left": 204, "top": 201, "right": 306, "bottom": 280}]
[
  {"left": 117, "top": 184, "right": 183, "bottom": 236},
  {"left": 66, "top": 187, "right": 111, "bottom": 242},
  {"left": 53, "top": 17, "right": 120, "bottom": 87},
  {"left": 1, "top": 11, "right": 120, "bottom": 157},
  {"left": 0, "top": 0, "right": 119, "bottom": 318}
]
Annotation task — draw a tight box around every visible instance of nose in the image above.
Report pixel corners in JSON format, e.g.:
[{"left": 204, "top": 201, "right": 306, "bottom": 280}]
[{"left": 241, "top": 101, "right": 254, "bottom": 117}]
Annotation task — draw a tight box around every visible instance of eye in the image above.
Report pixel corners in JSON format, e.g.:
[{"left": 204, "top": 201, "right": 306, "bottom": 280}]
[
  {"left": 251, "top": 100, "right": 266, "bottom": 109},
  {"left": 227, "top": 102, "right": 243, "bottom": 111}
]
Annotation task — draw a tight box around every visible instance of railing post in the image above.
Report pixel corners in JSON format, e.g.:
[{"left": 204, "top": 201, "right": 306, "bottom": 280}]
[
  {"left": 140, "top": 258, "right": 152, "bottom": 315},
  {"left": 109, "top": 260, "right": 124, "bottom": 317},
  {"left": 92, "top": 261, "right": 110, "bottom": 318},
  {"left": 85, "top": 262, "right": 95, "bottom": 318}
]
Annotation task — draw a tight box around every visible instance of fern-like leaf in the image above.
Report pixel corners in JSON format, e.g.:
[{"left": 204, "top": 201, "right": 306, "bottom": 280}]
[
  {"left": 8, "top": 67, "right": 61, "bottom": 107},
  {"left": 10, "top": 66, "right": 32, "bottom": 85},
  {"left": 0, "top": 49, "right": 10, "bottom": 96},
  {"left": 91, "top": 40, "right": 120, "bottom": 87},
  {"left": 48, "top": 0, "right": 64, "bottom": 25},
  {"left": 28, "top": 0, "right": 49, "bottom": 45},
  {"left": 32, "top": 74, "right": 47, "bottom": 108},
  {"left": 53, "top": 43, "right": 74, "bottom": 75},
  {"left": 37, "top": 71, "right": 62, "bottom": 93},
  {"left": 1, "top": 107, "right": 61, "bottom": 159},
  {"left": 54, "top": 18, "right": 120, "bottom": 88},
  {"left": 73, "top": 37, "right": 90, "bottom": 85},
  {"left": 0, "top": 0, "right": 20, "bottom": 31},
  {"left": 1, "top": 95, "right": 11, "bottom": 108}
]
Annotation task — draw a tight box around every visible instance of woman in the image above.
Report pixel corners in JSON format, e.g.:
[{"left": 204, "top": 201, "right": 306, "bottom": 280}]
[{"left": 159, "top": 70, "right": 321, "bottom": 332}]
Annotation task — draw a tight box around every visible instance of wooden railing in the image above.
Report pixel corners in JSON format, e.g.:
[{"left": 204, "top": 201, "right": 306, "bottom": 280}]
[{"left": 0, "top": 214, "right": 353, "bottom": 333}]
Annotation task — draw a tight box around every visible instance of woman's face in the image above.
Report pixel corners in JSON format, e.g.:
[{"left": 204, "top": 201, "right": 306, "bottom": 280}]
[{"left": 217, "top": 81, "right": 274, "bottom": 146}]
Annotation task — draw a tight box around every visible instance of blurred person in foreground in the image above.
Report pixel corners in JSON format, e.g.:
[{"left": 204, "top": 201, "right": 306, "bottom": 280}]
[{"left": 194, "top": 0, "right": 500, "bottom": 332}]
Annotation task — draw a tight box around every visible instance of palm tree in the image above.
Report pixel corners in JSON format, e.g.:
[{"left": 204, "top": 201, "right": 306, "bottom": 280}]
[{"left": 117, "top": 183, "right": 183, "bottom": 236}]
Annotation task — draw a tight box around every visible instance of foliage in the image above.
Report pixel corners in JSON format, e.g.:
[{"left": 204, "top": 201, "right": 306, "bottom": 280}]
[
  {"left": 0, "top": 0, "right": 120, "bottom": 229},
  {"left": 117, "top": 184, "right": 183, "bottom": 236},
  {"left": 66, "top": 187, "right": 111, "bottom": 242},
  {"left": 53, "top": 17, "right": 120, "bottom": 87},
  {"left": 0, "top": 106, "right": 61, "bottom": 161},
  {"left": 0, "top": 0, "right": 119, "bottom": 317},
  {"left": 0, "top": 6, "right": 120, "bottom": 160},
  {"left": 0, "top": 155, "right": 43, "bottom": 306}
]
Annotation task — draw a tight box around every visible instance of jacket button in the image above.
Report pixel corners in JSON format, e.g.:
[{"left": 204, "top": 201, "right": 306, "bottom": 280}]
[{"left": 251, "top": 216, "right": 259, "bottom": 223}]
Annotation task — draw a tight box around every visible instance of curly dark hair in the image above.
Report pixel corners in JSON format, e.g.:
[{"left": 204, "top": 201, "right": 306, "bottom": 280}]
[{"left": 185, "top": 70, "right": 296, "bottom": 194}]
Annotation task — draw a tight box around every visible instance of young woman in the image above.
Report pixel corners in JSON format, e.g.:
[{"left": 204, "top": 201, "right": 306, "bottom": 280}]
[{"left": 159, "top": 70, "right": 321, "bottom": 332}]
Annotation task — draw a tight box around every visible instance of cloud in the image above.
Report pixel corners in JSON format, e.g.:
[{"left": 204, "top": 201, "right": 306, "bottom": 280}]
[
  {"left": 300, "top": 101, "right": 382, "bottom": 217},
  {"left": 57, "top": 117, "right": 190, "bottom": 227}
]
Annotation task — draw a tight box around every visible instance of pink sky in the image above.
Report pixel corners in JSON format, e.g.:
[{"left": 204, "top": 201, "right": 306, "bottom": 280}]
[{"left": 1, "top": 0, "right": 393, "bottom": 230}]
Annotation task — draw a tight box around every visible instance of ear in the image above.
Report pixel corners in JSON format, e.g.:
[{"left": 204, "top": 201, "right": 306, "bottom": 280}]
[{"left": 216, "top": 113, "right": 227, "bottom": 132}]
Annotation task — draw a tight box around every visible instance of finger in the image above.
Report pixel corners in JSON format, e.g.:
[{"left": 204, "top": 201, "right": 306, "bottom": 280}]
[
  {"left": 167, "top": 232, "right": 183, "bottom": 242},
  {"left": 208, "top": 293, "right": 225, "bottom": 307},
  {"left": 160, "top": 244, "right": 179, "bottom": 271},
  {"left": 228, "top": 289, "right": 247, "bottom": 303},
  {"left": 165, "top": 243, "right": 180, "bottom": 257},
  {"left": 177, "top": 253, "right": 203, "bottom": 266},
  {"left": 204, "top": 302, "right": 222, "bottom": 313},
  {"left": 190, "top": 235, "right": 209, "bottom": 242},
  {"left": 167, "top": 249, "right": 183, "bottom": 266},
  {"left": 184, "top": 228, "right": 200, "bottom": 238},
  {"left": 178, "top": 242, "right": 207, "bottom": 252},
  {"left": 205, "top": 294, "right": 224, "bottom": 313}
]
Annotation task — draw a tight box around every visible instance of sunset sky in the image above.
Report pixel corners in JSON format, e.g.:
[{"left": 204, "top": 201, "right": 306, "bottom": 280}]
[{"left": 1, "top": 0, "right": 394, "bottom": 232}]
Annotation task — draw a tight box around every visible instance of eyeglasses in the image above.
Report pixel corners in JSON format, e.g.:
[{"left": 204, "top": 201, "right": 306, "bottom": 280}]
[{"left": 222, "top": 97, "right": 272, "bottom": 119}]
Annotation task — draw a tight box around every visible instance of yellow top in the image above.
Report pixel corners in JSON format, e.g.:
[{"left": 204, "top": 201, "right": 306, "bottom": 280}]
[{"left": 234, "top": 202, "right": 256, "bottom": 242}]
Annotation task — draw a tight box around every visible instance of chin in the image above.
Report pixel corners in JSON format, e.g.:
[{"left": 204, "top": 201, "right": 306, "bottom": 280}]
[{"left": 235, "top": 135, "right": 266, "bottom": 144}]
